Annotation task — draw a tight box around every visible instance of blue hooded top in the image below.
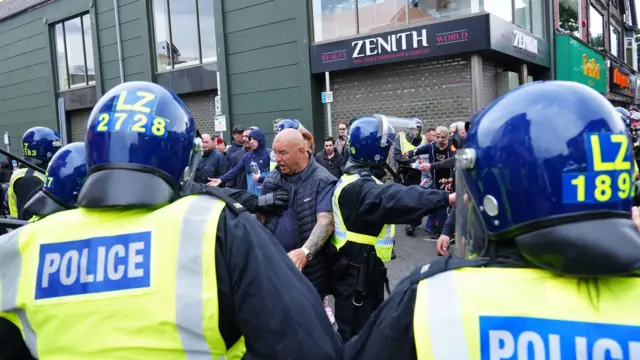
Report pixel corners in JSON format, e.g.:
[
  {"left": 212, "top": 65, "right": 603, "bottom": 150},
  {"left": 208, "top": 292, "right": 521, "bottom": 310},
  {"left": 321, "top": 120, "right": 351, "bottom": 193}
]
[{"left": 220, "top": 128, "right": 270, "bottom": 195}]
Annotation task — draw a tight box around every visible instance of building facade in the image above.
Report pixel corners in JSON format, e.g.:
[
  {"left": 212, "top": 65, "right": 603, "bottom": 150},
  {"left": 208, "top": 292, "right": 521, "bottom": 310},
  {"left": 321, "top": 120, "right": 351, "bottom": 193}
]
[
  {"left": 554, "top": 0, "right": 640, "bottom": 106},
  {"left": 1, "top": 0, "right": 631, "bottom": 153},
  {"left": 0, "top": 0, "right": 219, "bottom": 152}
]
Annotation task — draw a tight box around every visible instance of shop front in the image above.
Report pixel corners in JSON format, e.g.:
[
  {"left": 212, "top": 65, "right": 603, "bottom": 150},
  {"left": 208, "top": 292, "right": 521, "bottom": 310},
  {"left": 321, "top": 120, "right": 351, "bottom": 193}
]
[
  {"left": 309, "top": 13, "right": 550, "bottom": 129},
  {"left": 608, "top": 61, "right": 634, "bottom": 106},
  {"left": 555, "top": 34, "right": 606, "bottom": 94}
]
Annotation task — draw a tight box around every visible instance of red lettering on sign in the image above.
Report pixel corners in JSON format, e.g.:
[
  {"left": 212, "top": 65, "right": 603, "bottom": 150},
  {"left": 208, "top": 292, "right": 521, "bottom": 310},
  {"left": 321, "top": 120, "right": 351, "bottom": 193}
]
[
  {"left": 436, "top": 31, "right": 468, "bottom": 44},
  {"left": 321, "top": 51, "right": 348, "bottom": 62}
]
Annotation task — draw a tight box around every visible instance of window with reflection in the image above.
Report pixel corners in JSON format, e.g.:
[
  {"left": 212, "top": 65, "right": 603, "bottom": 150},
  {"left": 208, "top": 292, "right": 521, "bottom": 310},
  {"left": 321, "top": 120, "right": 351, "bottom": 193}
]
[
  {"left": 610, "top": 26, "right": 620, "bottom": 58},
  {"left": 558, "top": 0, "right": 579, "bottom": 36},
  {"left": 53, "top": 14, "right": 96, "bottom": 91},
  {"left": 514, "top": 0, "right": 531, "bottom": 32},
  {"left": 532, "top": 0, "right": 543, "bottom": 38},
  {"left": 358, "top": 0, "right": 407, "bottom": 34},
  {"left": 151, "top": 0, "right": 217, "bottom": 72},
  {"left": 408, "top": 0, "right": 473, "bottom": 25},
  {"left": 484, "top": 0, "right": 512, "bottom": 22},
  {"left": 588, "top": 6, "right": 604, "bottom": 50},
  {"left": 312, "top": 0, "right": 357, "bottom": 42}
]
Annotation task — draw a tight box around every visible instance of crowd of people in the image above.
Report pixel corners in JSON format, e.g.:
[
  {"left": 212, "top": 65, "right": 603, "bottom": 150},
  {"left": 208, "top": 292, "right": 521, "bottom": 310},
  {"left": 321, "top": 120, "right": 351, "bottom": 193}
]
[{"left": 1, "top": 80, "right": 640, "bottom": 359}]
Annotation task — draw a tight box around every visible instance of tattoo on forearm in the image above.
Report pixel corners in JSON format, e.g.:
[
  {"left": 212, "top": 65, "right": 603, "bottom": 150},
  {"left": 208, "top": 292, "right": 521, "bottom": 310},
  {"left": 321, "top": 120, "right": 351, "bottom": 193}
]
[{"left": 303, "top": 212, "right": 334, "bottom": 255}]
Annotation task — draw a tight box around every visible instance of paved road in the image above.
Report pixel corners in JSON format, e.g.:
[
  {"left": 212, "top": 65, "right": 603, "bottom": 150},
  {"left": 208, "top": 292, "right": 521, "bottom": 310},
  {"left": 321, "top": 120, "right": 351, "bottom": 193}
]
[{"left": 386, "top": 221, "right": 440, "bottom": 291}]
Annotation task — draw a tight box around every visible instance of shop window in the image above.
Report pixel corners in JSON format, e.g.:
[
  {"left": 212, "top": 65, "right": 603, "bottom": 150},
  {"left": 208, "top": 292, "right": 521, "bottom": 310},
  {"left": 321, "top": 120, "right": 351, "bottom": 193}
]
[
  {"left": 483, "top": 0, "right": 512, "bottom": 22},
  {"left": 407, "top": 0, "right": 474, "bottom": 26},
  {"left": 53, "top": 14, "right": 96, "bottom": 91},
  {"left": 588, "top": 6, "right": 604, "bottom": 50},
  {"left": 625, "top": 37, "right": 634, "bottom": 67},
  {"left": 312, "top": 0, "right": 479, "bottom": 42},
  {"left": 312, "top": 0, "right": 357, "bottom": 42},
  {"left": 514, "top": 0, "right": 531, "bottom": 32},
  {"left": 358, "top": 0, "right": 408, "bottom": 35},
  {"left": 151, "top": 0, "right": 217, "bottom": 72},
  {"left": 610, "top": 26, "right": 620, "bottom": 58},
  {"left": 558, "top": 0, "right": 579, "bottom": 37},
  {"left": 483, "top": 0, "right": 544, "bottom": 38}
]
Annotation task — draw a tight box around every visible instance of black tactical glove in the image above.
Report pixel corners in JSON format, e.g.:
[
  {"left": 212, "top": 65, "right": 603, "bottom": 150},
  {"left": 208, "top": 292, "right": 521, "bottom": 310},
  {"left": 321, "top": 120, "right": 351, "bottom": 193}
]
[{"left": 256, "top": 189, "right": 289, "bottom": 212}]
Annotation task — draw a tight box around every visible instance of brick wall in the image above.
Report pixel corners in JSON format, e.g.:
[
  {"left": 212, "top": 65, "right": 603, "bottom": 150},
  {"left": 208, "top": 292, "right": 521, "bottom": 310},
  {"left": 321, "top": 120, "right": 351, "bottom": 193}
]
[
  {"left": 179, "top": 91, "right": 218, "bottom": 136},
  {"left": 325, "top": 57, "right": 472, "bottom": 134}
]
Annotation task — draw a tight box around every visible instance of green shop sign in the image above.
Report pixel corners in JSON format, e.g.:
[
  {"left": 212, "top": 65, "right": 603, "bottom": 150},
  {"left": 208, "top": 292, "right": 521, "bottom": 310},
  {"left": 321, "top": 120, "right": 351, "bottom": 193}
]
[{"left": 555, "top": 34, "right": 606, "bottom": 93}]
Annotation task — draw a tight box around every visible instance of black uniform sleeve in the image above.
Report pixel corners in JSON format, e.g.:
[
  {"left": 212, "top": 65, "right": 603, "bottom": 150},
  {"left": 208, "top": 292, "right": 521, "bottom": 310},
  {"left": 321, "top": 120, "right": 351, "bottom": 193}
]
[
  {"left": 215, "top": 207, "right": 342, "bottom": 360},
  {"left": 430, "top": 156, "right": 456, "bottom": 170},
  {"left": 13, "top": 176, "right": 43, "bottom": 220},
  {"left": 0, "top": 318, "right": 34, "bottom": 360},
  {"left": 345, "top": 179, "right": 449, "bottom": 225},
  {"left": 393, "top": 138, "right": 414, "bottom": 165},
  {"left": 343, "top": 275, "right": 418, "bottom": 360},
  {"left": 441, "top": 204, "right": 456, "bottom": 238}
]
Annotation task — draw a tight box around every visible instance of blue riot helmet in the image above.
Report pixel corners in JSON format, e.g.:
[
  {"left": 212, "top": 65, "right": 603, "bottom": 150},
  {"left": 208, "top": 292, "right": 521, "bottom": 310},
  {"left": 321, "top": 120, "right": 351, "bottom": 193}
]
[
  {"left": 80, "top": 81, "right": 201, "bottom": 207},
  {"left": 21, "top": 126, "right": 62, "bottom": 166},
  {"left": 614, "top": 107, "right": 631, "bottom": 129},
  {"left": 275, "top": 119, "right": 307, "bottom": 134},
  {"left": 455, "top": 81, "right": 639, "bottom": 276},
  {"left": 347, "top": 115, "right": 396, "bottom": 166},
  {"left": 24, "top": 142, "right": 87, "bottom": 216},
  {"left": 408, "top": 118, "right": 423, "bottom": 140}
]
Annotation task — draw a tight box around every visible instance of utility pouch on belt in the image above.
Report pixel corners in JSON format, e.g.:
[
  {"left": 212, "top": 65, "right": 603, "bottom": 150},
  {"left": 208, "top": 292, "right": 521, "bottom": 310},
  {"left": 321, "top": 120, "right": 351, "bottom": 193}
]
[{"left": 352, "top": 253, "right": 369, "bottom": 306}]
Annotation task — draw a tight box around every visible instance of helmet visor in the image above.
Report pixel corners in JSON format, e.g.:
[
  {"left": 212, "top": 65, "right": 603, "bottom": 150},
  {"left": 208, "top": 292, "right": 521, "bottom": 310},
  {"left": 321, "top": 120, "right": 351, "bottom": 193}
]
[
  {"left": 454, "top": 149, "right": 489, "bottom": 259},
  {"left": 373, "top": 114, "right": 420, "bottom": 152}
]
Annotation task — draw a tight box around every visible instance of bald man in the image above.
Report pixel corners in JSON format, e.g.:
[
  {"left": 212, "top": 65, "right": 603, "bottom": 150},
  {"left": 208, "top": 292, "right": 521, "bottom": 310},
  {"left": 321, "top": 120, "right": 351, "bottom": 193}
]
[
  {"left": 260, "top": 129, "right": 337, "bottom": 299},
  {"left": 193, "top": 133, "right": 228, "bottom": 184}
]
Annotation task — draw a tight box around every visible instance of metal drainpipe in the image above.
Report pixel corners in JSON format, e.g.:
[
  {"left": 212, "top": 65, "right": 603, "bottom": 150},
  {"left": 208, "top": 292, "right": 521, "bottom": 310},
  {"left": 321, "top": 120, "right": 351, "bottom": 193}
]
[{"left": 113, "top": 0, "right": 125, "bottom": 83}]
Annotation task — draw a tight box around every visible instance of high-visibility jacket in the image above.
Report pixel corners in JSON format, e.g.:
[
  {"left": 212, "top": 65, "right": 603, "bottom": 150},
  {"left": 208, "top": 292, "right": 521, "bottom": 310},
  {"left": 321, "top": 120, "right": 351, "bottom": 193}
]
[
  {"left": 398, "top": 133, "right": 426, "bottom": 154},
  {"left": 414, "top": 267, "right": 640, "bottom": 359},
  {"left": 331, "top": 173, "right": 395, "bottom": 262},
  {"left": 0, "top": 194, "right": 245, "bottom": 360},
  {"left": 8, "top": 168, "right": 46, "bottom": 218}
]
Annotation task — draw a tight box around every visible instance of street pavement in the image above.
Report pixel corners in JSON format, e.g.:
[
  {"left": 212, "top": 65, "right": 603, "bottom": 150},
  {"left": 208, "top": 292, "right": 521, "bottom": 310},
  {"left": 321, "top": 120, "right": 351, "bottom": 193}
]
[{"left": 386, "top": 222, "right": 439, "bottom": 291}]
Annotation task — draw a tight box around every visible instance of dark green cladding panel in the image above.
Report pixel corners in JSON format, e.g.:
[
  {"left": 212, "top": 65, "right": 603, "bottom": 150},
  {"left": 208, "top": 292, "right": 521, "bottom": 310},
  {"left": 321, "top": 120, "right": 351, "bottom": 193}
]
[
  {"left": 0, "top": 0, "right": 74, "bottom": 154},
  {"left": 218, "top": 0, "right": 323, "bottom": 145},
  {"left": 95, "top": 0, "right": 153, "bottom": 92}
]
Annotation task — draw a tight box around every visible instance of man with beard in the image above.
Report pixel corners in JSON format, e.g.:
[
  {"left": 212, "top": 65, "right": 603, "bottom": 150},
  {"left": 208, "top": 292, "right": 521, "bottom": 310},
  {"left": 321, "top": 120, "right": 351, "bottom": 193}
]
[{"left": 335, "top": 121, "right": 350, "bottom": 165}]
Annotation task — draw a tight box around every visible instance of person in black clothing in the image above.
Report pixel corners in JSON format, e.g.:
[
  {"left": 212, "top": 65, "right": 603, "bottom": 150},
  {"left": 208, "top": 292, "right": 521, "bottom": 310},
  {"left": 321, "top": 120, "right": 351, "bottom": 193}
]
[
  {"left": 227, "top": 125, "right": 245, "bottom": 160},
  {"left": 193, "top": 133, "right": 228, "bottom": 184},
  {"left": 392, "top": 119, "right": 427, "bottom": 236},
  {"left": 315, "top": 137, "right": 343, "bottom": 178},
  {"left": 335, "top": 121, "right": 350, "bottom": 165}
]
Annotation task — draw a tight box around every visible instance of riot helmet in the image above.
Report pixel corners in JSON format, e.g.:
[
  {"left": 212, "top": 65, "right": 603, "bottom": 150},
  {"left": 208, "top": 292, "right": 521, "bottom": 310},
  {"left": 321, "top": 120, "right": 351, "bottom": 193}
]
[
  {"left": 80, "top": 81, "right": 201, "bottom": 207},
  {"left": 21, "top": 127, "right": 62, "bottom": 167},
  {"left": 455, "top": 81, "right": 640, "bottom": 276}
]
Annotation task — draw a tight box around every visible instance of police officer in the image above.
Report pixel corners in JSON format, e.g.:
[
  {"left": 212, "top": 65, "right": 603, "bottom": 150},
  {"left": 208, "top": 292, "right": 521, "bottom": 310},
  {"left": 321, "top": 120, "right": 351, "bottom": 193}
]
[
  {"left": 331, "top": 115, "right": 453, "bottom": 340},
  {"left": 343, "top": 81, "right": 640, "bottom": 360},
  {"left": 0, "top": 143, "right": 87, "bottom": 360},
  {"left": 391, "top": 118, "right": 427, "bottom": 236},
  {"left": 0, "top": 81, "right": 341, "bottom": 359},
  {"left": 8, "top": 127, "right": 62, "bottom": 220},
  {"left": 22, "top": 142, "right": 87, "bottom": 222}
]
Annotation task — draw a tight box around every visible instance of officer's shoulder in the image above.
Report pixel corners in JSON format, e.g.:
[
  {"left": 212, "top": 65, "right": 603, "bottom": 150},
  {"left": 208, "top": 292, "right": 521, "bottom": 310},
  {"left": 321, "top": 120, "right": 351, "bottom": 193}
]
[
  {"left": 192, "top": 187, "right": 247, "bottom": 214},
  {"left": 409, "top": 256, "right": 489, "bottom": 285}
]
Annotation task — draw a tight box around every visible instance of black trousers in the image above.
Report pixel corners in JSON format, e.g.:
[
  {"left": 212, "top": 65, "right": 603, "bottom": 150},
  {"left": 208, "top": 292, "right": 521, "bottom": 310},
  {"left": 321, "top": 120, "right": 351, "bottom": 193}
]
[
  {"left": 331, "top": 244, "right": 386, "bottom": 340},
  {"left": 0, "top": 318, "right": 34, "bottom": 360}
]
